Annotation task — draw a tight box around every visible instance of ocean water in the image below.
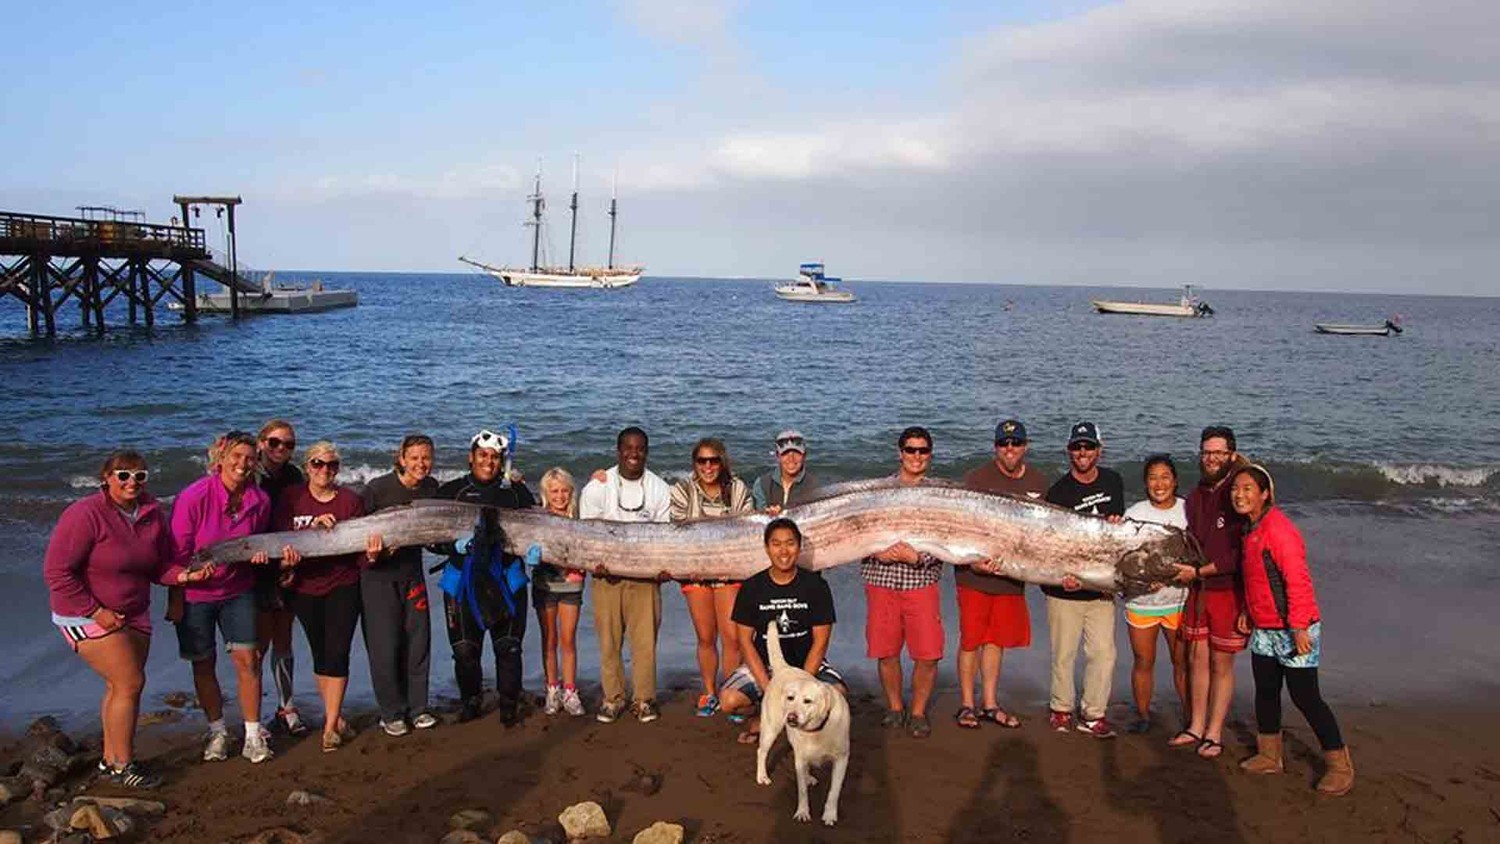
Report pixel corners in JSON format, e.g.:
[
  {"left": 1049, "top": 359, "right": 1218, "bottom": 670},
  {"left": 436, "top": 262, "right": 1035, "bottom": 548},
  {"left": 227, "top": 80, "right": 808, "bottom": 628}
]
[{"left": 1, "top": 275, "right": 1497, "bottom": 725}]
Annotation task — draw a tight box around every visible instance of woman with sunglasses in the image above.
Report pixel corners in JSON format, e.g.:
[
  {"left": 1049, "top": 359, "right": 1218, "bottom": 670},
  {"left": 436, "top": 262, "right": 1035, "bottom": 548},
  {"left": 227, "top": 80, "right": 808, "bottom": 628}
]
[
  {"left": 669, "top": 438, "right": 756, "bottom": 717},
  {"left": 1231, "top": 464, "right": 1353, "bottom": 795},
  {"left": 361, "top": 434, "right": 440, "bottom": 736},
  {"left": 254, "top": 419, "right": 308, "bottom": 736},
  {"left": 272, "top": 441, "right": 373, "bottom": 752},
  {"left": 169, "top": 431, "right": 280, "bottom": 765},
  {"left": 45, "top": 451, "right": 216, "bottom": 788}
]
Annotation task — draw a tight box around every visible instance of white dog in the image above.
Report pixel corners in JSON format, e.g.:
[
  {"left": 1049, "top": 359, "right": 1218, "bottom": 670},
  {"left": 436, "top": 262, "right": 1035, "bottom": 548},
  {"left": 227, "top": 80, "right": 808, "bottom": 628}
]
[{"left": 755, "top": 621, "right": 851, "bottom": 826}]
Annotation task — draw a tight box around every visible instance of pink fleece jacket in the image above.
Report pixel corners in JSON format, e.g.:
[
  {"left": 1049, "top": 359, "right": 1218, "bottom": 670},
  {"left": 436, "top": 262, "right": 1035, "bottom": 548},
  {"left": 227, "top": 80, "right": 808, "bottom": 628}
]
[
  {"left": 44, "top": 491, "right": 177, "bottom": 620},
  {"left": 169, "top": 474, "right": 271, "bottom": 603}
]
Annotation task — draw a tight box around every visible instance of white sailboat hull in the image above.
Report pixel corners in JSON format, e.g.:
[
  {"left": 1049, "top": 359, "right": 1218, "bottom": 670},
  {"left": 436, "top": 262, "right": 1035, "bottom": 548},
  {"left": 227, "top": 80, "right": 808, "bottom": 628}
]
[
  {"left": 484, "top": 268, "right": 642, "bottom": 289},
  {"left": 1091, "top": 300, "right": 1201, "bottom": 317}
]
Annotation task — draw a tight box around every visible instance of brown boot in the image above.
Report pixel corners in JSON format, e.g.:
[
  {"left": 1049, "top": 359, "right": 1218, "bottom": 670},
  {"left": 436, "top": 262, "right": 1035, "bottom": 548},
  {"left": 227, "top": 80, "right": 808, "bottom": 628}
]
[
  {"left": 1317, "top": 746, "right": 1354, "bottom": 795},
  {"left": 1239, "top": 733, "right": 1284, "bottom": 774}
]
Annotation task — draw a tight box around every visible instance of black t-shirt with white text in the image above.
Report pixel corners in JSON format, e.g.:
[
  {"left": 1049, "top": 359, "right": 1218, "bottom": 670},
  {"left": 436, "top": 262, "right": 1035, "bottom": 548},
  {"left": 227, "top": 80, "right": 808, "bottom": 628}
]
[
  {"left": 731, "top": 568, "right": 836, "bottom": 670},
  {"left": 1043, "top": 467, "right": 1126, "bottom": 601}
]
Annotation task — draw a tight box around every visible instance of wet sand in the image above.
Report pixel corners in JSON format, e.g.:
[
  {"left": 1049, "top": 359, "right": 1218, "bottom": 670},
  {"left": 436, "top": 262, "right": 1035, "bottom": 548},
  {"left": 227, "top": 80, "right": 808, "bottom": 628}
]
[{"left": 4, "top": 687, "right": 1498, "bottom": 843}]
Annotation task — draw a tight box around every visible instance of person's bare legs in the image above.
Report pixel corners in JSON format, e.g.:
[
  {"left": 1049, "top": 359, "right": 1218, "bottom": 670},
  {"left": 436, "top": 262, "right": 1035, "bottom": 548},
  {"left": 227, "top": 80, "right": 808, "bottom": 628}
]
[
  {"left": 558, "top": 602, "right": 580, "bottom": 688},
  {"left": 713, "top": 585, "right": 742, "bottom": 680},
  {"left": 1204, "top": 650, "right": 1237, "bottom": 744},
  {"left": 1129, "top": 624, "right": 1159, "bottom": 720},
  {"left": 957, "top": 648, "right": 979, "bottom": 710},
  {"left": 229, "top": 647, "right": 263, "bottom": 723},
  {"left": 911, "top": 658, "right": 938, "bottom": 719},
  {"left": 979, "top": 645, "right": 1004, "bottom": 711},
  {"left": 877, "top": 656, "right": 904, "bottom": 712},
  {"left": 536, "top": 602, "right": 560, "bottom": 686},
  {"left": 684, "top": 587, "right": 719, "bottom": 698},
  {"left": 315, "top": 674, "right": 349, "bottom": 739},
  {"left": 1167, "top": 630, "right": 1188, "bottom": 721},
  {"left": 192, "top": 654, "right": 225, "bottom": 722},
  {"left": 78, "top": 631, "right": 149, "bottom": 767},
  {"left": 1181, "top": 638, "right": 1209, "bottom": 740}
]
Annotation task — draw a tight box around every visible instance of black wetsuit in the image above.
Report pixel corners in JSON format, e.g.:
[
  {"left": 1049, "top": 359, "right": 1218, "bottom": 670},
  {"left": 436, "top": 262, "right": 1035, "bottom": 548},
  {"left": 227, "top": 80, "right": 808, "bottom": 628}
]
[{"left": 433, "top": 473, "right": 535, "bottom": 719}]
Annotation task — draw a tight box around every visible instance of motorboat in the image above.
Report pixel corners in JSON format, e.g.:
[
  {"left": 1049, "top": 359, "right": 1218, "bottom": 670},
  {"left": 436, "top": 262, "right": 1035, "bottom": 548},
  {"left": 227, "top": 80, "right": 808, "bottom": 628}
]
[
  {"left": 774, "top": 263, "right": 856, "bottom": 303},
  {"left": 1314, "top": 318, "right": 1403, "bottom": 336},
  {"left": 1092, "top": 285, "right": 1213, "bottom": 317}
]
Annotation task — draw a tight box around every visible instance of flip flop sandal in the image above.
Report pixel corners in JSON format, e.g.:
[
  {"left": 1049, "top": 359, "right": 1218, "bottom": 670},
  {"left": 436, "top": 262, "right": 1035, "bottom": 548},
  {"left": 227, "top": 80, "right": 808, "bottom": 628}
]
[
  {"left": 955, "top": 707, "right": 981, "bottom": 729},
  {"left": 880, "top": 710, "right": 908, "bottom": 730},
  {"left": 1168, "top": 729, "right": 1203, "bottom": 748},
  {"left": 736, "top": 729, "right": 760, "bottom": 745},
  {"left": 980, "top": 707, "right": 1022, "bottom": 728},
  {"left": 908, "top": 715, "right": 932, "bottom": 739},
  {"left": 1196, "top": 738, "right": 1225, "bottom": 759}
]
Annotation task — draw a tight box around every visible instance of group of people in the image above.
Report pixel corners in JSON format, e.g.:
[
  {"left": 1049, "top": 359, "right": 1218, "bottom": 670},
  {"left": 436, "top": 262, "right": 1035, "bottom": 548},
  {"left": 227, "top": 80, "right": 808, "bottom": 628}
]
[{"left": 43, "top": 418, "right": 1351, "bottom": 797}]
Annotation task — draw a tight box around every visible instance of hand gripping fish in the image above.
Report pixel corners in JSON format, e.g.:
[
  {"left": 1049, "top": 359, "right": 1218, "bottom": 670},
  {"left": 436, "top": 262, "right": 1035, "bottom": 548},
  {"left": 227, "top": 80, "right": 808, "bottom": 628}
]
[{"left": 194, "top": 484, "right": 1202, "bottom": 597}]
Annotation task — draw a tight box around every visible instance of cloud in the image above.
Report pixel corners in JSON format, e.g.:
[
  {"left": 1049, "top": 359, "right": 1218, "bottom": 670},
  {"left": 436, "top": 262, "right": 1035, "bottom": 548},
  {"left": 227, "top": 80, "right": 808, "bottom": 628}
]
[
  {"left": 614, "top": 0, "right": 738, "bottom": 49},
  {"left": 271, "top": 162, "right": 525, "bottom": 203}
]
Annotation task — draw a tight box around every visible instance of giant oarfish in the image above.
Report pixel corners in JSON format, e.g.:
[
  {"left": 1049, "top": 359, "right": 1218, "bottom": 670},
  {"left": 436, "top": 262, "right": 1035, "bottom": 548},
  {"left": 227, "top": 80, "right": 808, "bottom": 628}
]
[{"left": 195, "top": 483, "right": 1202, "bottom": 597}]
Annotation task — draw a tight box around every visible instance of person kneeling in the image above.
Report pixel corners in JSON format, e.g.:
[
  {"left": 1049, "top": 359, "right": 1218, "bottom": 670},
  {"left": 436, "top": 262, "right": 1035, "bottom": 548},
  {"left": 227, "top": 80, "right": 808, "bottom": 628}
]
[{"left": 720, "top": 518, "right": 845, "bottom": 744}]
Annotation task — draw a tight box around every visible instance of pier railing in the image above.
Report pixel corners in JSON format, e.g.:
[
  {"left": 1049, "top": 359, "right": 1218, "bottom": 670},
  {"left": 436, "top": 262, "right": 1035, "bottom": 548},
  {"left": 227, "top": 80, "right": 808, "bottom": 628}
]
[{"left": 0, "top": 210, "right": 205, "bottom": 253}]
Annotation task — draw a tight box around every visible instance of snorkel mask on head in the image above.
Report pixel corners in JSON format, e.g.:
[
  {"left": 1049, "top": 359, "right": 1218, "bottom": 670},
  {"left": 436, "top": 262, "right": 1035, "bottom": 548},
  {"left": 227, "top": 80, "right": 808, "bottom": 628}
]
[{"left": 471, "top": 424, "right": 521, "bottom": 487}]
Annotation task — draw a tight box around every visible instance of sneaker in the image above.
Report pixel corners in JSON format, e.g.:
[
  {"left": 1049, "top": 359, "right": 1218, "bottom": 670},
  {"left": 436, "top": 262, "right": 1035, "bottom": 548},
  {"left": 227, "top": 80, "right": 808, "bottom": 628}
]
[
  {"left": 412, "top": 712, "right": 439, "bottom": 730},
  {"left": 1048, "top": 710, "right": 1073, "bottom": 732},
  {"left": 1077, "top": 717, "right": 1118, "bottom": 739},
  {"left": 276, "top": 706, "right": 310, "bottom": 737},
  {"left": 202, "top": 730, "right": 231, "bottom": 762},
  {"left": 1126, "top": 716, "right": 1152, "bottom": 735},
  {"left": 242, "top": 729, "right": 275, "bottom": 763},
  {"left": 695, "top": 694, "right": 720, "bottom": 718},
  {"left": 544, "top": 685, "right": 564, "bottom": 716},
  {"left": 380, "top": 719, "right": 411, "bottom": 737},
  {"left": 596, "top": 699, "right": 626, "bottom": 724},
  {"left": 109, "top": 760, "right": 164, "bottom": 790},
  {"left": 561, "top": 688, "right": 585, "bottom": 717},
  {"left": 633, "top": 700, "right": 660, "bottom": 724}
]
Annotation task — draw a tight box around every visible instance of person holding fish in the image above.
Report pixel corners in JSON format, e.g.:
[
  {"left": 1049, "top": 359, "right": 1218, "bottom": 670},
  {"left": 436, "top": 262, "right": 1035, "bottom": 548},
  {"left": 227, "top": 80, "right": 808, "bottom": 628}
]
[{"left": 532, "top": 467, "right": 587, "bottom": 717}]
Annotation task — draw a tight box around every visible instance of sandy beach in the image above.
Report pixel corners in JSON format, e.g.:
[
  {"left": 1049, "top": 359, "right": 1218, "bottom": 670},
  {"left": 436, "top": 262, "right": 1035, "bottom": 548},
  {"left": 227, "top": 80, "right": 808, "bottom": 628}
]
[{"left": 4, "top": 682, "right": 1497, "bottom": 843}]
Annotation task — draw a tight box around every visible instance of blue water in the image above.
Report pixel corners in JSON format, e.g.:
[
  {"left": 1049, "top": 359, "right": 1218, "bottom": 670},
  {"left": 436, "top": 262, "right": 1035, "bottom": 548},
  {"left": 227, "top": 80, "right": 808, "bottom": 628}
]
[{"left": 1, "top": 275, "right": 1497, "bottom": 725}]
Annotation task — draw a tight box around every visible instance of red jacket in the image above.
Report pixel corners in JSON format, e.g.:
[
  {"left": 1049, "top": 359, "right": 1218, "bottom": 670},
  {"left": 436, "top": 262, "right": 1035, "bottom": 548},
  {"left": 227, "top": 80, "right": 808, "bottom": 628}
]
[{"left": 1241, "top": 506, "right": 1321, "bottom": 630}]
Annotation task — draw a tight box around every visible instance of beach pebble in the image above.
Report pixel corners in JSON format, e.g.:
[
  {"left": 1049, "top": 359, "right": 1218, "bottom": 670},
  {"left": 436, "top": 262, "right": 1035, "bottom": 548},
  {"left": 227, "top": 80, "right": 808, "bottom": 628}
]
[
  {"left": 285, "top": 789, "right": 332, "bottom": 806},
  {"left": 631, "top": 822, "right": 684, "bottom": 844},
  {"left": 558, "top": 801, "right": 610, "bottom": 839},
  {"left": 495, "top": 831, "right": 531, "bottom": 844},
  {"left": 0, "top": 776, "right": 27, "bottom": 805},
  {"left": 438, "top": 832, "right": 486, "bottom": 844},
  {"left": 625, "top": 773, "right": 662, "bottom": 796},
  {"left": 448, "top": 809, "right": 495, "bottom": 831},
  {"left": 161, "top": 691, "right": 195, "bottom": 708},
  {"left": 73, "top": 795, "right": 167, "bottom": 816},
  {"left": 0, "top": 830, "right": 20, "bottom": 844},
  {"left": 138, "top": 709, "right": 184, "bottom": 726},
  {"left": 246, "top": 828, "right": 320, "bottom": 844},
  {"left": 70, "top": 802, "right": 132, "bottom": 839}
]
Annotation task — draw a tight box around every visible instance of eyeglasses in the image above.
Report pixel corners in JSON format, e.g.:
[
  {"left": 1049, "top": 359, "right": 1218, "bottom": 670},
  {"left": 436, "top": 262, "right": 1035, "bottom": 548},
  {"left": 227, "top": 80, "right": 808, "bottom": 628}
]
[
  {"left": 996, "top": 439, "right": 1027, "bottom": 448},
  {"left": 112, "top": 470, "right": 149, "bottom": 483},
  {"left": 1200, "top": 449, "right": 1232, "bottom": 458},
  {"left": 694, "top": 455, "right": 723, "bottom": 466},
  {"left": 901, "top": 446, "right": 933, "bottom": 455},
  {"left": 471, "top": 429, "right": 509, "bottom": 452},
  {"left": 308, "top": 458, "right": 341, "bottom": 471},
  {"left": 1067, "top": 442, "right": 1100, "bottom": 452},
  {"left": 264, "top": 436, "right": 296, "bottom": 451}
]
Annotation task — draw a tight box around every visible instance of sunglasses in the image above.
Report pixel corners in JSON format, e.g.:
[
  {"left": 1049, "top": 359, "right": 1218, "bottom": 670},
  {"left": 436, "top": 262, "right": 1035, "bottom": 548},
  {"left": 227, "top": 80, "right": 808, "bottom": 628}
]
[
  {"left": 1067, "top": 442, "right": 1100, "bottom": 452},
  {"left": 112, "top": 469, "right": 149, "bottom": 483},
  {"left": 694, "top": 455, "right": 723, "bottom": 466},
  {"left": 776, "top": 437, "right": 805, "bottom": 447},
  {"left": 308, "top": 458, "right": 341, "bottom": 471},
  {"left": 996, "top": 438, "right": 1027, "bottom": 448},
  {"left": 901, "top": 446, "right": 933, "bottom": 455},
  {"left": 264, "top": 436, "right": 296, "bottom": 451}
]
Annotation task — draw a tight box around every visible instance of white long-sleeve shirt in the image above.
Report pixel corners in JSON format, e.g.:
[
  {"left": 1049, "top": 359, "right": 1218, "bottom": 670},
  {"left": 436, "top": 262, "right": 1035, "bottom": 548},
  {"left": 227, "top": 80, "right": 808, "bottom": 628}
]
[{"left": 578, "top": 465, "right": 672, "bottom": 524}]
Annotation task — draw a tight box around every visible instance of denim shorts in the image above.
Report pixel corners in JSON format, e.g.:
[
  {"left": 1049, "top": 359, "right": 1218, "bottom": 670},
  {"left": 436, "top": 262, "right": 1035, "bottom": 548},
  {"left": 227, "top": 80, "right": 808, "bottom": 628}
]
[{"left": 175, "top": 590, "right": 258, "bottom": 662}]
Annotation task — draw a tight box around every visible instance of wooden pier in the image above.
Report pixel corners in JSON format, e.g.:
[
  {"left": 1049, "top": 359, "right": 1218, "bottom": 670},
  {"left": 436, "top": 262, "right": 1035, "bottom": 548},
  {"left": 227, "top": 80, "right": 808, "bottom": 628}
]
[{"left": 0, "top": 200, "right": 262, "bottom": 335}]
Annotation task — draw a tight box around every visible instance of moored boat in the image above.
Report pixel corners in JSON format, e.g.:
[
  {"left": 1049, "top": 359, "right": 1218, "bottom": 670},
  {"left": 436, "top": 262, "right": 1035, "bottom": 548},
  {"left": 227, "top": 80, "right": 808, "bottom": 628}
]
[
  {"left": 1314, "top": 318, "right": 1403, "bottom": 336},
  {"left": 1092, "top": 285, "right": 1213, "bottom": 318},
  {"left": 774, "top": 263, "right": 856, "bottom": 303}
]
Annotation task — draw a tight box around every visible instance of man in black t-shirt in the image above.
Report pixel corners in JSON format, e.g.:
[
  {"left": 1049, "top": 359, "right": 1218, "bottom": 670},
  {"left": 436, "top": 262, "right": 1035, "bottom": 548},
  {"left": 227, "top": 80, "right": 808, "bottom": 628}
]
[
  {"left": 1043, "top": 421, "right": 1125, "bottom": 739},
  {"left": 720, "top": 518, "right": 845, "bottom": 742}
]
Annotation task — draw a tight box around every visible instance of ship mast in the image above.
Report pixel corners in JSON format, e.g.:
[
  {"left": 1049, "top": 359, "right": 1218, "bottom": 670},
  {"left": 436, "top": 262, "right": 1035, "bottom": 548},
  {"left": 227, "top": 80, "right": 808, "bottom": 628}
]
[
  {"left": 526, "top": 161, "right": 544, "bottom": 273},
  {"left": 567, "top": 153, "right": 580, "bottom": 272},
  {"left": 607, "top": 170, "right": 619, "bottom": 270}
]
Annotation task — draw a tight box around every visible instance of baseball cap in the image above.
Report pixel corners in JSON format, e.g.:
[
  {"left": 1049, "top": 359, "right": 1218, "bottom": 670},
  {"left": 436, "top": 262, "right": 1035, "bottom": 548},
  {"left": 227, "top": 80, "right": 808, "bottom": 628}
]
[
  {"left": 993, "top": 419, "right": 1027, "bottom": 444},
  {"left": 1067, "top": 421, "right": 1102, "bottom": 447},
  {"left": 775, "top": 429, "right": 807, "bottom": 455}
]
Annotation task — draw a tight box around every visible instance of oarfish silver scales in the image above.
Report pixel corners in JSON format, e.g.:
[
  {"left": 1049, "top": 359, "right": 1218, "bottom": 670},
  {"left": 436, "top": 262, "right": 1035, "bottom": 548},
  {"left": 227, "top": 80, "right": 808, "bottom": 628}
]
[{"left": 195, "top": 485, "right": 1200, "bottom": 597}]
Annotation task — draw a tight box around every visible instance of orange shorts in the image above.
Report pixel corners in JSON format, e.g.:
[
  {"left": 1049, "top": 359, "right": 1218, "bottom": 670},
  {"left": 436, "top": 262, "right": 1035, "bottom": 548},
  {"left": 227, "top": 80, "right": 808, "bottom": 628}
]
[
  {"left": 956, "top": 587, "right": 1031, "bottom": 650},
  {"left": 865, "top": 584, "right": 945, "bottom": 661},
  {"left": 1180, "top": 586, "right": 1247, "bottom": 653}
]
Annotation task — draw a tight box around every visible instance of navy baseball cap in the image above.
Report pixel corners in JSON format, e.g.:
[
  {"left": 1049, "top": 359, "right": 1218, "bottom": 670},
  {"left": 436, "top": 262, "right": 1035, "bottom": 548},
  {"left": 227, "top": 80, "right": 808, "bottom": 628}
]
[
  {"left": 1067, "top": 421, "right": 1102, "bottom": 446},
  {"left": 994, "top": 419, "right": 1027, "bottom": 444}
]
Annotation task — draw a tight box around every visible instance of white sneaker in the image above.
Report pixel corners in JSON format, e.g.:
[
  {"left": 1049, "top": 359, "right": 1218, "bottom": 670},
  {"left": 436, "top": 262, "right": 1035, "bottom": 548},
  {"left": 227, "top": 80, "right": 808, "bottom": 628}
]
[
  {"left": 202, "top": 730, "right": 231, "bottom": 762},
  {"left": 380, "top": 719, "right": 410, "bottom": 737},
  {"left": 412, "top": 712, "right": 438, "bottom": 730},
  {"left": 242, "top": 729, "right": 274, "bottom": 764},
  {"left": 543, "top": 685, "right": 563, "bottom": 716},
  {"left": 562, "top": 687, "right": 585, "bottom": 717}
]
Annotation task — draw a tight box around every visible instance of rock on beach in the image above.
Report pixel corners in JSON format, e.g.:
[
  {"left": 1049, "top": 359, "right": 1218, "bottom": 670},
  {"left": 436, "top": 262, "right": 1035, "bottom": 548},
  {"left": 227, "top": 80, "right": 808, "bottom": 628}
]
[{"left": 558, "top": 801, "right": 610, "bottom": 839}]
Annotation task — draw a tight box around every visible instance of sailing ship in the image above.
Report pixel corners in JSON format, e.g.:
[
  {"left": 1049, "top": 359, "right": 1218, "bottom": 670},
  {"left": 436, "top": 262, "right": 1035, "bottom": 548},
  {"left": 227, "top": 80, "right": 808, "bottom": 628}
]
[
  {"left": 1091, "top": 285, "right": 1214, "bottom": 317},
  {"left": 459, "top": 158, "right": 644, "bottom": 289}
]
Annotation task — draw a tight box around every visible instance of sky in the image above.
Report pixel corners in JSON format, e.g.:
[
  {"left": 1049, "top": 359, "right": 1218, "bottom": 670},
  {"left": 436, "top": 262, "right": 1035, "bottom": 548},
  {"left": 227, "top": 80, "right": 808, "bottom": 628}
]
[{"left": 3, "top": 0, "right": 1497, "bottom": 295}]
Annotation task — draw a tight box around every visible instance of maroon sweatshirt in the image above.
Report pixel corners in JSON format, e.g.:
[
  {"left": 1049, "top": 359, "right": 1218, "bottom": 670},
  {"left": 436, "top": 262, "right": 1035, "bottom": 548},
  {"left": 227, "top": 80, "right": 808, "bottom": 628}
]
[
  {"left": 1185, "top": 473, "right": 1246, "bottom": 591},
  {"left": 45, "top": 491, "right": 181, "bottom": 620}
]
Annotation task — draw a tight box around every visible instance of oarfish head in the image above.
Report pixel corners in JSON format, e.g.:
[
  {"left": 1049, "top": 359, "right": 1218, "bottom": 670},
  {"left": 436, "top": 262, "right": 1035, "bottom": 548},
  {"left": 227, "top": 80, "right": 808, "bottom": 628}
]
[{"left": 1115, "top": 527, "right": 1205, "bottom": 599}]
